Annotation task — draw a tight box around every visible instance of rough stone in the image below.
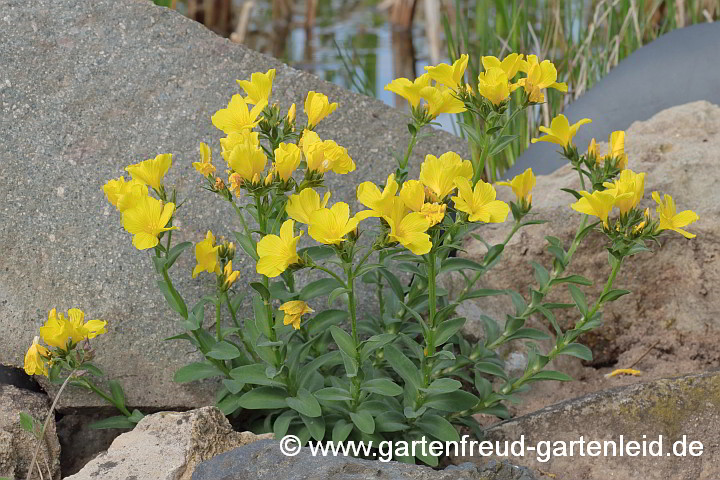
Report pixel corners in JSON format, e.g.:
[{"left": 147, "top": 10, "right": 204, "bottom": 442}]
[
  {"left": 454, "top": 371, "right": 720, "bottom": 480},
  {"left": 0, "top": 0, "right": 466, "bottom": 409},
  {"left": 191, "top": 439, "right": 537, "bottom": 480},
  {"left": 451, "top": 101, "right": 720, "bottom": 385},
  {"left": 64, "top": 406, "right": 272, "bottom": 480},
  {"left": 56, "top": 410, "right": 125, "bottom": 477},
  {"left": 0, "top": 385, "right": 61, "bottom": 480}
]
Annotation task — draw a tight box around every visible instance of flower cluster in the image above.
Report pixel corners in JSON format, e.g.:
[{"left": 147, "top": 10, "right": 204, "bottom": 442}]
[{"left": 24, "top": 308, "right": 107, "bottom": 376}]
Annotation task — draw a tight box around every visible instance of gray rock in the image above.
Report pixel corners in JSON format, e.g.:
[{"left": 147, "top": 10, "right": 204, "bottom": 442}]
[
  {"left": 454, "top": 371, "right": 720, "bottom": 480},
  {"left": 192, "top": 439, "right": 536, "bottom": 480},
  {"left": 56, "top": 410, "right": 124, "bottom": 476},
  {"left": 0, "top": 385, "right": 61, "bottom": 480},
  {"left": 0, "top": 0, "right": 466, "bottom": 409},
  {"left": 64, "top": 406, "right": 272, "bottom": 480}
]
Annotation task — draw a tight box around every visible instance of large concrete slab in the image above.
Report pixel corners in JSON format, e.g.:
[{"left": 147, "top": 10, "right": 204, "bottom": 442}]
[{"left": 0, "top": 0, "right": 466, "bottom": 408}]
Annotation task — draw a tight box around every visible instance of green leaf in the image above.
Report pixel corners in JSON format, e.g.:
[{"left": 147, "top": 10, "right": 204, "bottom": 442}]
[
  {"left": 378, "top": 267, "right": 405, "bottom": 301},
  {"left": 301, "top": 245, "right": 335, "bottom": 262},
  {"left": 314, "top": 387, "right": 353, "bottom": 401},
  {"left": 561, "top": 188, "right": 582, "bottom": 200},
  {"left": 568, "top": 284, "right": 588, "bottom": 316},
  {"left": 600, "top": 289, "right": 631, "bottom": 303},
  {"left": 234, "top": 231, "right": 258, "bottom": 261},
  {"left": 415, "top": 414, "right": 460, "bottom": 442},
  {"left": 328, "top": 287, "right": 350, "bottom": 306},
  {"left": 330, "top": 326, "right": 356, "bottom": 360},
  {"left": 463, "top": 288, "right": 506, "bottom": 300},
  {"left": 19, "top": 412, "right": 35, "bottom": 433},
  {"left": 527, "top": 370, "right": 573, "bottom": 383},
  {"left": 550, "top": 275, "right": 593, "bottom": 286},
  {"left": 489, "top": 134, "right": 518, "bottom": 157},
  {"left": 439, "top": 257, "right": 485, "bottom": 275},
  {"left": 421, "top": 378, "right": 462, "bottom": 394},
  {"left": 222, "top": 378, "right": 245, "bottom": 394},
  {"left": 505, "top": 328, "right": 551, "bottom": 342},
  {"left": 108, "top": 380, "right": 126, "bottom": 410},
  {"left": 374, "top": 411, "right": 409, "bottom": 432},
  {"left": 434, "top": 317, "right": 466, "bottom": 346},
  {"left": 274, "top": 410, "right": 297, "bottom": 438},
  {"left": 361, "top": 378, "right": 403, "bottom": 397},
  {"left": 237, "top": 386, "right": 289, "bottom": 409},
  {"left": 307, "top": 309, "right": 348, "bottom": 336},
  {"left": 531, "top": 262, "right": 550, "bottom": 287},
  {"left": 166, "top": 241, "right": 192, "bottom": 269},
  {"left": 157, "top": 280, "right": 188, "bottom": 319},
  {"left": 207, "top": 341, "right": 242, "bottom": 360},
  {"left": 173, "top": 362, "right": 224, "bottom": 383},
  {"left": 286, "top": 388, "right": 322, "bottom": 417},
  {"left": 300, "top": 413, "right": 325, "bottom": 441},
  {"left": 217, "top": 393, "right": 244, "bottom": 415},
  {"left": 423, "top": 390, "right": 480, "bottom": 411},
  {"left": 475, "top": 361, "right": 508, "bottom": 379},
  {"left": 89, "top": 415, "right": 136, "bottom": 430},
  {"left": 250, "top": 282, "right": 271, "bottom": 301},
  {"left": 383, "top": 344, "right": 423, "bottom": 390},
  {"left": 300, "top": 278, "right": 343, "bottom": 301},
  {"left": 559, "top": 343, "right": 593, "bottom": 361},
  {"left": 332, "top": 419, "right": 354, "bottom": 443},
  {"left": 350, "top": 410, "right": 375, "bottom": 434},
  {"left": 230, "top": 364, "right": 285, "bottom": 387}
]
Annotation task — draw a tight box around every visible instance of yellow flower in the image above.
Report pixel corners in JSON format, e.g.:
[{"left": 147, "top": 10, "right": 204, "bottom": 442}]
[
  {"left": 24, "top": 337, "right": 49, "bottom": 376},
  {"left": 419, "top": 86, "right": 466, "bottom": 118},
  {"left": 236, "top": 68, "right": 275, "bottom": 105},
  {"left": 357, "top": 173, "right": 398, "bottom": 217},
  {"left": 125, "top": 153, "right": 172, "bottom": 191},
  {"left": 220, "top": 131, "right": 261, "bottom": 162},
  {"left": 652, "top": 192, "right": 699, "bottom": 239},
  {"left": 384, "top": 198, "right": 432, "bottom": 255},
  {"left": 274, "top": 143, "right": 301, "bottom": 181},
  {"left": 193, "top": 142, "right": 216, "bottom": 176},
  {"left": 212, "top": 94, "right": 267, "bottom": 134},
  {"left": 481, "top": 53, "right": 524, "bottom": 79},
  {"left": 399, "top": 180, "right": 426, "bottom": 212},
  {"left": 193, "top": 231, "right": 221, "bottom": 278},
  {"left": 571, "top": 190, "right": 629, "bottom": 227},
  {"left": 304, "top": 91, "right": 338, "bottom": 127},
  {"left": 633, "top": 208, "right": 651, "bottom": 234},
  {"left": 532, "top": 114, "right": 592, "bottom": 147},
  {"left": 605, "top": 131, "right": 629, "bottom": 169},
  {"left": 279, "top": 300, "right": 314, "bottom": 330},
  {"left": 425, "top": 54, "right": 469, "bottom": 91},
  {"left": 420, "top": 203, "right": 446, "bottom": 227},
  {"left": 256, "top": 219, "right": 303, "bottom": 277},
  {"left": 103, "top": 177, "right": 149, "bottom": 212},
  {"left": 419, "top": 152, "right": 473, "bottom": 200},
  {"left": 300, "top": 130, "right": 355, "bottom": 174},
  {"left": 452, "top": 177, "right": 509, "bottom": 223},
  {"left": 588, "top": 138, "right": 599, "bottom": 162},
  {"left": 308, "top": 202, "right": 361, "bottom": 245},
  {"left": 39, "top": 309, "right": 75, "bottom": 349},
  {"left": 287, "top": 103, "right": 296, "bottom": 124},
  {"left": 67, "top": 308, "right": 107, "bottom": 340},
  {"left": 497, "top": 167, "right": 536, "bottom": 204},
  {"left": 228, "top": 173, "right": 243, "bottom": 196},
  {"left": 478, "top": 67, "right": 513, "bottom": 106},
  {"left": 517, "top": 55, "right": 568, "bottom": 102},
  {"left": 384, "top": 73, "right": 432, "bottom": 108},
  {"left": 122, "top": 195, "right": 177, "bottom": 250},
  {"left": 227, "top": 135, "right": 267, "bottom": 182},
  {"left": 603, "top": 169, "right": 645, "bottom": 215},
  {"left": 223, "top": 260, "right": 240, "bottom": 289},
  {"left": 286, "top": 188, "right": 331, "bottom": 224}
]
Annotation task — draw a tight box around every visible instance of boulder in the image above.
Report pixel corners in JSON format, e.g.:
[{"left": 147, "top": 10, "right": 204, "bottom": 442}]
[
  {"left": 191, "top": 439, "right": 536, "bottom": 480},
  {"left": 0, "top": 384, "right": 61, "bottom": 480},
  {"left": 450, "top": 101, "right": 720, "bottom": 411},
  {"left": 0, "top": 0, "right": 466, "bottom": 409},
  {"left": 454, "top": 371, "right": 720, "bottom": 480},
  {"left": 63, "top": 406, "right": 272, "bottom": 480}
]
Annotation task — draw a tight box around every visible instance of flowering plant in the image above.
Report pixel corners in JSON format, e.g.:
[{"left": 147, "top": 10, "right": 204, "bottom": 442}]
[{"left": 100, "top": 57, "right": 698, "bottom": 465}]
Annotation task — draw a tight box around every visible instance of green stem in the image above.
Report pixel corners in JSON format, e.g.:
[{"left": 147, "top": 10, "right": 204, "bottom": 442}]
[
  {"left": 345, "top": 265, "right": 358, "bottom": 346},
  {"left": 222, "top": 291, "right": 259, "bottom": 362},
  {"left": 83, "top": 378, "right": 132, "bottom": 417},
  {"left": 231, "top": 200, "right": 251, "bottom": 237},
  {"left": 215, "top": 293, "right": 222, "bottom": 341},
  {"left": 401, "top": 127, "right": 418, "bottom": 170}
]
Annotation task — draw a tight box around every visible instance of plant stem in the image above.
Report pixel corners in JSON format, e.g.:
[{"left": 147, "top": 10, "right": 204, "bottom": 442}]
[
  {"left": 26, "top": 371, "right": 75, "bottom": 480},
  {"left": 215, "top": 293, "right": 222, "bottom": 341},
  {"left": 401, "top": 127, "right": 418, "bottom": 170}
]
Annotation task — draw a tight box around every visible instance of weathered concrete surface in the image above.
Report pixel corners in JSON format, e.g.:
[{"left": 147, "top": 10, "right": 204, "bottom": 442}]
[
  {"left": 0, "top": 0, "right": 466, "bottom": 409},
  {"left": 64, "top": 406, "right": 272, "bottom": 480},
  {"left": 0, "top": 385, "right": 61, "bottom": 480},
  {"left": 452, "top": 101, "right": 720, "bottom": 381},
  {"left": 506, "top": 22, "right": 720, "bottom": 177},
  {"left": 192, "top": 439, "right": 537, "bottom": 480},
  {"left": 454, "top": 371, "right": 720, "bottom": 480}
]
